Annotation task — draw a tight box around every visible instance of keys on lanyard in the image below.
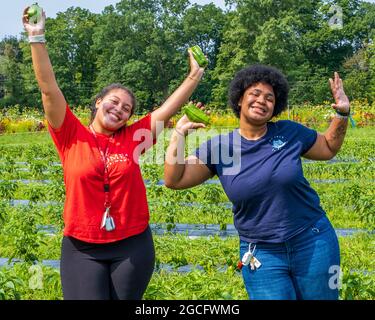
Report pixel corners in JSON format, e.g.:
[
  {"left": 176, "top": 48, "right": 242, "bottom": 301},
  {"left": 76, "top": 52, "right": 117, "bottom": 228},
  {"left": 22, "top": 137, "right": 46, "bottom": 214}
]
[
  {"left": 237, "top": 243, "right": 262, "bottom": 271},
  {"left": 100, "top": 207, "right": 116, "bottom": 232}
]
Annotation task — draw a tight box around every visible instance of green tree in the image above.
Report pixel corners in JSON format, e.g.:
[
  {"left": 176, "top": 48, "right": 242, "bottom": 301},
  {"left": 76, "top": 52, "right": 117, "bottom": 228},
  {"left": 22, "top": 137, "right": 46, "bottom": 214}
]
[
  {"left": 211, "top": 12, "right": 249, "bottom": 107},
  {"left": 93, "top": 0, "right": 188, "bottom": 110},
  {"left": 212, "top": 0, "right": 374, "bottom": 106},
  {"left": 344, "top": 43, "right": 375, "bottom": 103},
  {"left": 45, "top": 7, "right": 98, "bottom": 106},
  {"left": 2, "top": 0, "right": 373, "bottom": 110},
  {"left": 212, "top": 0, "right": 314, "bottom": 107},
  {"left": 369, "top": 43, "right": 375, "bottom": 103},
  {"left": 181, "top": 4, "right": 225, "bottom": 103},
  {"left": 0, "top": 37, "right": 26, "bottom": 107},
  {"left": 93, "top": 0, "right": 224, "bottom": 111}
]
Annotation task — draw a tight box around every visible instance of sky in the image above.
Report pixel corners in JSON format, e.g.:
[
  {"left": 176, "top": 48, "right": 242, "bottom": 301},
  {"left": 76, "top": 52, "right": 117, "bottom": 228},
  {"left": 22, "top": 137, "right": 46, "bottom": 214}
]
[{"left": 0, "top": 0, "right": 227, "bottom": 40}]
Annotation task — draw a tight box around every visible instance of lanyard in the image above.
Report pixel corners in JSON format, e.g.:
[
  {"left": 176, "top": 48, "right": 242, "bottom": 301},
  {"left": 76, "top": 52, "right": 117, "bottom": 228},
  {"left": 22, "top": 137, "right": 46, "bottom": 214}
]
[{"left": 89, "top": 125, "right": 115, "bottom": 209}]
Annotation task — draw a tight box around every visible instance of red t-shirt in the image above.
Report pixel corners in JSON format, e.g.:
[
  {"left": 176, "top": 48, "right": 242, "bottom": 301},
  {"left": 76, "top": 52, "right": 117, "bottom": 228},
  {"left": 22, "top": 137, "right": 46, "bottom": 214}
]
[{"left": 48, "top": 105, "right": 155, "bottom": 243}]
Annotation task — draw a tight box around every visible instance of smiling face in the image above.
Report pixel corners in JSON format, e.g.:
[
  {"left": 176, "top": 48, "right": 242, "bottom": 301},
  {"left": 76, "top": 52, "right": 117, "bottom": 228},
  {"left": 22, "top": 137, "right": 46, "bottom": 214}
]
[
  {"left": 239, "top": 82, "right": 275, "bottom": 125},
  {"left": 93, "top": 88, "right": 133, "bottom": 135}
]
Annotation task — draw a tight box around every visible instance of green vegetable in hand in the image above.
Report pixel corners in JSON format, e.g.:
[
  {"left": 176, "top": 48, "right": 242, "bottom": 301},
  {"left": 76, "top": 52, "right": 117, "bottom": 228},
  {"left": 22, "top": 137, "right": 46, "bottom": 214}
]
[
  {"left": 190, "top": 45, "right": 208, "bottom": 68},
  {"left": 184, "top": 104, "right": 210, "bottom": 125},
  {"left": 27, "top": 3, "right": 42, "bottom": 24}
]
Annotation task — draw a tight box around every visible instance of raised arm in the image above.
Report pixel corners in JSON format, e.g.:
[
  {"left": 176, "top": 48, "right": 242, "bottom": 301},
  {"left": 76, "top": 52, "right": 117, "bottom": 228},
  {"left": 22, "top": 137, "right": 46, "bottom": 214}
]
[
  {"left": 150, "top": 50, "right": 205, "bottom": 137},
  {"left": 303, "top": 72, "right": 350, "bottom": 160},
  {"left": 23, "top": 8, "right": 66, "bottom": 129},
  {"left": 164, "top": 114, "right": 214, "bottom": 190}
]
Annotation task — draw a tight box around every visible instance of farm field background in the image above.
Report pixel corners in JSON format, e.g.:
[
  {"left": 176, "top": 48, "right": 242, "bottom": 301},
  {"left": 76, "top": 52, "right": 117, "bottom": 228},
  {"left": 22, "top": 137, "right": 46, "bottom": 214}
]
[
  {"left": 0, "top": 105, "right": 374, "bottom": 300},
  {"left": 1, "top": 0, "right": 374, "bottom": 301}
]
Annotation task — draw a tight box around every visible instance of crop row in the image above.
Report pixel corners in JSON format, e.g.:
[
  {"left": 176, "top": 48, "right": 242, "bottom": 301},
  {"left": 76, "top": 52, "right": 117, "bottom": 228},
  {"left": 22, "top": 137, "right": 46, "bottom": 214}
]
[
  {"left": 0, "top": 158, "right": 374, "bottom": 183},
  {"left": 0, "top": 165, "right": 373, "bottom": 183},
  {"left": 0, "top": 128, "right": 374, "bottom": 162},
  {"left": 0, "top": 179, "right": 373, "bottom": 230},
  {"left": 1, "top": 263, "right": 373, "bottom": 300},
  {"left": 0, "top": 232, "right": 374, "bottom": 276},
  {"left": 0, "top": 231, "right": 373, "bottom": 300}
]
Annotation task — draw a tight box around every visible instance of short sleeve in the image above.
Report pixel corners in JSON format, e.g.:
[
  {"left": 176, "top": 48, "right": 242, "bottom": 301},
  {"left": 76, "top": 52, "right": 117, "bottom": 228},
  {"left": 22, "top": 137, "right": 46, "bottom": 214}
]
[
  {"left": 125, "top": 114, "right": 156, "bottom": 158},
  {"left": 194, "top": 139, "right": 218, "bottom": 175},
  {"left": 292, "top": 121, "right": 318, "bottom": 155},
  {"left": 48, "top": 105, "right": 80, "bottom": 162}
]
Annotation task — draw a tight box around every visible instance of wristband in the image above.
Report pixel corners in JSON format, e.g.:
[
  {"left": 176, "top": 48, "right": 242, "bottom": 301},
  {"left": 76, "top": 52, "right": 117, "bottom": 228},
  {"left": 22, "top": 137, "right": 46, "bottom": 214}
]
[
  {"left": 29, "top": 34, "right": 46, "bottom": 43},
  {"left": 336, "top": 108, "right": 350, "bottom": 117},
  {"left": 335, "top": 113, "right": 349, "bottom": 119}
]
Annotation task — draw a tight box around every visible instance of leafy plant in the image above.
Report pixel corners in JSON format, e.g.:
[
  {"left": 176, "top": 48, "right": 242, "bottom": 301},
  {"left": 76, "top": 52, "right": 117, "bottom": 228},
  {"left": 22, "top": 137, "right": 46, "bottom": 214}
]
[
  {"left": 0, "top": 180, "right": 18, "bottom": 200},
  {"left": 3, "top": 204, "right": 46, "bottom": 264},
  {"left": 23, "top": 184, "right": 47, "bottom": 203},
  {"left": 340, "top": 268, "right": 375, "bottom": 300},
  {"left": 0, "top": 269, "right": 23, "bottom": 300}
]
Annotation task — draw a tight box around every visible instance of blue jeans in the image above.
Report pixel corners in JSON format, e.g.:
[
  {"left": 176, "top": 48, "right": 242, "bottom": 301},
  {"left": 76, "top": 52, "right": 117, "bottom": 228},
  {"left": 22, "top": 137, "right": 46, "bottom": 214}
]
[{"left": 239, "top": 215, "right": 340, "bottom": 300}]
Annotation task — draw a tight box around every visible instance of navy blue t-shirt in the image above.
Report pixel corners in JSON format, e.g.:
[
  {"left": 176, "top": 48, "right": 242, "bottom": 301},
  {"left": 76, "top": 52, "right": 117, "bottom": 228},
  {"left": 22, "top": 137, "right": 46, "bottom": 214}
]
[{"left": 195, "top": 120, "right": 325, "bottom": 243}]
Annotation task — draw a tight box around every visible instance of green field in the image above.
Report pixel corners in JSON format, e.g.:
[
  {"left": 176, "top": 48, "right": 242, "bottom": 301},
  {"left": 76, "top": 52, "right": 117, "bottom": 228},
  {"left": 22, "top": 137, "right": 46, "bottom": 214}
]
[{"left": 0, "top": 126, "right": 374, "bottom": 300}]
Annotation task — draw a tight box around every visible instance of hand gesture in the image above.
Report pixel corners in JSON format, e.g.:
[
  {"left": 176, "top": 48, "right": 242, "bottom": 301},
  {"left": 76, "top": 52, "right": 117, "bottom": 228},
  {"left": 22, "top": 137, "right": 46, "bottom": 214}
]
[
  {"left": 329, "top": 72, "right": 350, "bottom": 114},
  {"left": 176, "top": 102, "right": 210, "bottom": 136},
  {"left": 187, "top": 49, "right": 205, "bottom": 82},
  {"left": 22, "top": 7, "right": 46, "bottom": 36}
]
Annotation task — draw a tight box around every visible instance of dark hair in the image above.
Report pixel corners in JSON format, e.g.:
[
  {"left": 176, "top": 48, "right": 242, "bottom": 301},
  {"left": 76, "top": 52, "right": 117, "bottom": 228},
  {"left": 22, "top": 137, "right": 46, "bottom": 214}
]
[
  {"left": 228, "top": 64, "right": 289, "bottom": 118},
  {"left": 90, "top": 83, "right": 137, "bottom": 123}
]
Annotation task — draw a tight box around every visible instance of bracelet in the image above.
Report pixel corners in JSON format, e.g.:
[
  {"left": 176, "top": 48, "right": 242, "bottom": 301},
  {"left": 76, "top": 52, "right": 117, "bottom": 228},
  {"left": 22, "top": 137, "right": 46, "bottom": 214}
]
[
  {"left": 174, "top": 128, "right": 186, "bottom": 137},
  {"left": 29, "top": 34, "right": 46, "bottom": 43},
  {"left": 335, "top": 113, "right": 349, "bottom": 119},
  {"left": 188, "top": 75, "right": 199, "bottom": 82},
  {"left": 336, "top": 108, "right": 350, "bottom": 117}
]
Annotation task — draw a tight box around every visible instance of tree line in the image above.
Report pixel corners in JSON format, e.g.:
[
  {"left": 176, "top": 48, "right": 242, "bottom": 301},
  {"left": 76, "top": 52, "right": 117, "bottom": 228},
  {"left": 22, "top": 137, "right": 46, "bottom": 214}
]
[{"left": 0, "top": 0, "right": 374, "bottom": 113}]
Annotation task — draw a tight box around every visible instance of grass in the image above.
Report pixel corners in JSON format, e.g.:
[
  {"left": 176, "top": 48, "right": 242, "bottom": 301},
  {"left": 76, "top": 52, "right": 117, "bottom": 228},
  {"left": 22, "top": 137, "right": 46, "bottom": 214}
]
[
  {"left": 1, "top": 232, "right": 373, "bottom": 272},
  {"left": 0, "top": 131, "right": 52, "bottom": 145}
]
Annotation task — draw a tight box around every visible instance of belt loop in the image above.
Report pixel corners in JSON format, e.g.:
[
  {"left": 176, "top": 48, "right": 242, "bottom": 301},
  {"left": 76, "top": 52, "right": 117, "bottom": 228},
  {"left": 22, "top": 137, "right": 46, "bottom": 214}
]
[{"left": 312, "top": 227, "right": 320, "bottom": 233}]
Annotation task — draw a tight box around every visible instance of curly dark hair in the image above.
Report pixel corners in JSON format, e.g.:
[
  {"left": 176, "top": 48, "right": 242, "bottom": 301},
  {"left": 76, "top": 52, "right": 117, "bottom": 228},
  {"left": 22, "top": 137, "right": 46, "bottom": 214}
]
[
  {"left": 228, "top": 64, "right": 289, "bottom": 118},
  {"left": 90, "top": 83, "right": 137, "bottom": 124}
]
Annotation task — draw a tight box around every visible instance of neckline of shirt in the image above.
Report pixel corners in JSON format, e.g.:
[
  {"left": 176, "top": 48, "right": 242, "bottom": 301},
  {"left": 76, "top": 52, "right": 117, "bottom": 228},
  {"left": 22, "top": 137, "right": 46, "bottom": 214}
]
[
  {"left": 87, "top": 126, "right": 117, "bottom": 139},
  {"left": 234, "top": 122, "right": 274, "bottom": 144}
]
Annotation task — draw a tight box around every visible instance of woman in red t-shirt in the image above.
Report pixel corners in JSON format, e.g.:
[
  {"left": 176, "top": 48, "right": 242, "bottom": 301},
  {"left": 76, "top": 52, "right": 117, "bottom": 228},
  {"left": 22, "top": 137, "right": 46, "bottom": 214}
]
[{"left": 23, "top": 8, "right": 205, "bottom": 299}]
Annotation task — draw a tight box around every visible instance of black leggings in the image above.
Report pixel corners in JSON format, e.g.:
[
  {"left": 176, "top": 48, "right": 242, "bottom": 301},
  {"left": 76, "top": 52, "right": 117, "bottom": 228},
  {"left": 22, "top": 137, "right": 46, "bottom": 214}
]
[{"left": 60, "top": 226, "right": 155, "bottom": 300}]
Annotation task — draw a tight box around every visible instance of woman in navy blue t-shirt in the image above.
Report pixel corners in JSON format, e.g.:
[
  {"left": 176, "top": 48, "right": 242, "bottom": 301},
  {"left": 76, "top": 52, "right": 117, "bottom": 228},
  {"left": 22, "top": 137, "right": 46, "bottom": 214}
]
[{"left": 164, "top": 65, "right": 350, "bottom": 300}]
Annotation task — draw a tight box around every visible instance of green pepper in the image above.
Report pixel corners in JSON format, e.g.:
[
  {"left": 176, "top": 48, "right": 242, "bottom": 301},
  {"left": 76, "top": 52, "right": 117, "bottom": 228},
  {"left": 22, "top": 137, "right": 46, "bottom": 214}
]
[
  {"left": 190, "top": 45, "right": 208, "bottom": 68},
  {"left": 27, "top": 3, "right": 42, "bottom": 24},
  {"left": 184, "top": 104, "right": 210, "bottom": 125}
]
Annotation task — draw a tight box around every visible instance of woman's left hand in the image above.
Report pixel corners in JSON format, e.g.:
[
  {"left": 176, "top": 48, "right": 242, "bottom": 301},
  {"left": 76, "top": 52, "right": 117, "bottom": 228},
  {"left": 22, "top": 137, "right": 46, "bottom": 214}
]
[
  {"left": 329, "top": 72, "right": 350, "bottom": 113},
  {"left": 176, "top": 102, "right": 208, "bottom": 136}
]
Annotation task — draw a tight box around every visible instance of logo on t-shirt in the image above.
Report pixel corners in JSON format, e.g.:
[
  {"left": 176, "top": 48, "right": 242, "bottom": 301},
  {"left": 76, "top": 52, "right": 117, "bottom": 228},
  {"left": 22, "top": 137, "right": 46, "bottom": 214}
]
[
  {"left": 269, "top": 136, "right": 288, "bottom": 151},
  {"left": 106, "top": 153, "right": 130, "bottom": 169}
]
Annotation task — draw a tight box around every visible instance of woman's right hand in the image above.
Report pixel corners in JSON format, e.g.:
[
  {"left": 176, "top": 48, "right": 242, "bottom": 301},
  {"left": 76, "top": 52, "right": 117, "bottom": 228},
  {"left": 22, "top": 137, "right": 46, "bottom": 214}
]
[
  {"left": 22, "top": 7, "right": 46, "bottom": 36},
  {"left": 176, "top": 102, "right": 209, "bottom": 136}
]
